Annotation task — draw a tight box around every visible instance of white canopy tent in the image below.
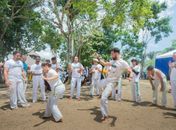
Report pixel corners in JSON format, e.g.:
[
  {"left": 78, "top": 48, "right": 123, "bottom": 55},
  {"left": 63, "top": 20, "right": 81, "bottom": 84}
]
[
  {"left": 155, "top": 49, "right": 176, "bottom": 79},
  {"left": 156, "top": 50, "right": 176, "bottom": 59}
]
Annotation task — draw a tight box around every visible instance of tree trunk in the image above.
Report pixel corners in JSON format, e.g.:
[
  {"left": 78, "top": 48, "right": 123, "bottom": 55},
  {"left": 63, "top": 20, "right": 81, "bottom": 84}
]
[
  {"left": 140, "top": 43, "right": 147, "bottom": 79},
  {"left": 66, "top": 34, "right": 73, "bottom": 63}
]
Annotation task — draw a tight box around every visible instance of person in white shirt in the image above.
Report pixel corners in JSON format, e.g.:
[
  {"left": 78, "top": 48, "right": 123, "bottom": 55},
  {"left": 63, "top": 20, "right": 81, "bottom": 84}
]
[
  {"left": 4, "top": 51, "right": 30, "bottom": 109},
  {"left": 69, "top": 56, "right": 84, "bottom": 101},
  {"left": 42, "top": 63, "right": 65, "bottom": 122},
  {"left": 51, "top": 57, "right": 59, "bottom": 73},
  {"left": 147, "top": 66, "right": 167, "bottom": 107},
  {"left": 30, "top": 56, "right": 46, "bottom": 103},
  {"left": 90, "top": 59, "right": 102, "bottom": 97},
  {"left": 130, "top": 59, "right": 141, "bottom": 103},
  {"left": 97, "top": 48, "right": 132, "bottom": 121},
  {"left": 51, "top": 57, "right": 63, "bottom": 81},
  {"left": 168, "top": 52, "right": 176, "bottom": 108}
]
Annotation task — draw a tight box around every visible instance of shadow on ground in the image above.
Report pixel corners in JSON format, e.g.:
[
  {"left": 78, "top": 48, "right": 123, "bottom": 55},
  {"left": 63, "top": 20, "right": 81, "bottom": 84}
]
[
  {"left": 163, "top": 112, "right": 176, "bottom": 119},
  {"left": 0, "top": 102, "right": 10, "bottom": 111},
  {"left": 78, "top": 106, "right": 117, "bottom": 127},
  {"left": 123, "top": 99, "right": 176, "bottom": 111},
  {"left": 32, "top": 109, "right": 55, "bottom": 127}
]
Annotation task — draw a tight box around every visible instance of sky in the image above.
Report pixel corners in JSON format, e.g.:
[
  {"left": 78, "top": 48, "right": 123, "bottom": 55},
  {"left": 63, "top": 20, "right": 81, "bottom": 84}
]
[{"left": 147, "top": 0, "right": 176, "bottom": 52}]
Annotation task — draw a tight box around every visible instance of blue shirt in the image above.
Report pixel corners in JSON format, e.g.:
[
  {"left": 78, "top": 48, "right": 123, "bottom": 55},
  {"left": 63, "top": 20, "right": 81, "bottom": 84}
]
[{"left": 23, "top": 62, "right": 28, "bottom": 73}]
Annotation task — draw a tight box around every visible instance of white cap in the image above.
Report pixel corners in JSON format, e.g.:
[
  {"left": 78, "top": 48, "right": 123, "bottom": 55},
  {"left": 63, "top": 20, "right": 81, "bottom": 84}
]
[{"left": 93, "top": 58, "right": 99, "bottom": 62}]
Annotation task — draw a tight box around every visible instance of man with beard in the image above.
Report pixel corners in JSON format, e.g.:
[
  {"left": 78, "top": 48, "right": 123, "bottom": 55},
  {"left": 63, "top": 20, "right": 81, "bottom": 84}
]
[
  {"left": 97, "top": 48, "right": 132, "bottom": 121},
  {"left": 4, "top": 51, "right": 30, "bottom": 109}
]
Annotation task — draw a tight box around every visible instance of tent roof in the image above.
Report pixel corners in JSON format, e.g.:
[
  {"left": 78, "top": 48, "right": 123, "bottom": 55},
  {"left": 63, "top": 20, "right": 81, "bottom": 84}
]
[
  {"left": 28, "top": 51, "right": 40, "bottom": 57},
  {"left": 156, "top": 49, "right": 176, "bottom": 59}
]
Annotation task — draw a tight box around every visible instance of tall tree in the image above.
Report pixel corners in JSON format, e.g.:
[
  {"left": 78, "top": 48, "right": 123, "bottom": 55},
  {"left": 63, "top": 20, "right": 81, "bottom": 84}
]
[
  {"left": 0, "top": 0, "right": 44, "bottom": 61},
  {"left": 84, "top": 0, "right": 154, "bottom": 62},
  {"left": 39, "top": 0, "right": 157, "bottom": 64},
  {"left": 139, "top": 2, "right": 172, "bottom": 75},
  {"left": 39, "top": 0, "right": 98, "bottom": 62}
]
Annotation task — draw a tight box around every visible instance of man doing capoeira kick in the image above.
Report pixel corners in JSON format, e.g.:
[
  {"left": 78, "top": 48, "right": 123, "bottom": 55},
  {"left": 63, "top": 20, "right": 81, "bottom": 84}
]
[{"left": 97, "top": 48, "right": 132, "bottom": 121}]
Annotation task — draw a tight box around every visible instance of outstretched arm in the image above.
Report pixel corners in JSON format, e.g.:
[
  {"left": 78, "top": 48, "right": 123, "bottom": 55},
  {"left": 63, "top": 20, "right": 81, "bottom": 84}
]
[
  {"left": 127, "top": 67, "right": 133, "bottom": 81},
  {"left": 98, "top": 58, "right": 112, "bottom": 67}
]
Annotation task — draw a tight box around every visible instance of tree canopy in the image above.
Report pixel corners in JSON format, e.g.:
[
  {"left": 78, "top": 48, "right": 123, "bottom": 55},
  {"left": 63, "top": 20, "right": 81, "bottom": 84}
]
[{"left": 0, "top": 0, "right": 173, "bottom": 68}]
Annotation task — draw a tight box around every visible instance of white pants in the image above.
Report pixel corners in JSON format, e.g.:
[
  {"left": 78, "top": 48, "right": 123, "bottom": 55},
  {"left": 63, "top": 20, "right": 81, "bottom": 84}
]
[
  {"left": 100, "top": 82, "right": 115, "bottom": 117},
  {"left": 90, "top": 78, "right": 100, "bottom": 96},
  {"left": 131, "top": 81, "right": 141, "bottom": 102},
  {"left": 171, "top": 80, "right": 176, "bottom": 107},
  {"left": 112, "top": 78, "right": 122, "bottom": 101},
  {"left": 32, "top": 76, "right": 46, "bottom": 102},
  {"left": 44, "top": 84, "right": 65, "bottom": 121},
  {"left": 8, "top": 77, "right": 28, "bottom": 109},
  {"left": 70, "top": 77, "right": 81, "bottom": 98},
  {"left": 98, "top": 79, "right": 108, "bottom": 95},
  {"left": 152, "top": 79, "right": 167, "bottom": 106},
  {"left": 23, "top": 72, "right": 27, "bottom": 93}
]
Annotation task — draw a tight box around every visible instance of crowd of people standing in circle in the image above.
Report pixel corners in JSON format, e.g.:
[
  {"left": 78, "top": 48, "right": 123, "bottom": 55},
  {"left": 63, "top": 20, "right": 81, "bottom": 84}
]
[{"left": 1, "top": 48, "right": 176, "bottom": 122}]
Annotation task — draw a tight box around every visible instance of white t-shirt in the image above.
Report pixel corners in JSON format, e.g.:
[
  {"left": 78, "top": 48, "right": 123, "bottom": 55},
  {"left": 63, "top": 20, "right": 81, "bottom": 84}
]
[
  {"left": 106, "top": 59, "right": 129, "bottom": 82},
  {"left": 51, "top": 63, "right": 59, "bottom": 71},
  {"left": 71, "top": 62, "right": 84, "bottom": 78},
  {"left": 46, "top": 69, "right": 62, "bottom": 90},
  {"left": 91, "top": 64, "right": 102, "bottom": 80},
  {"left": 170, "top": 61, "right": 176, "bottom": 81},
  {"left": 4, "top": 59, "right": 23, "bottom": 80},
  {"left": 132, "top": 65, "right": 141, "bottom": 82},
  {"left": 152, "top": 68, "right": 166, "bottom": 81},
  {"left": 30, "top": 63, "right": 43, "bottom": 75}
]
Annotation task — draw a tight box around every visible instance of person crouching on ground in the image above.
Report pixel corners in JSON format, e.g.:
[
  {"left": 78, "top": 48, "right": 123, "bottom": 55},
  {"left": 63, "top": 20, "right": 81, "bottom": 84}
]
[{"left": 42, "top": 63, "right": 65, "bottom": 122}]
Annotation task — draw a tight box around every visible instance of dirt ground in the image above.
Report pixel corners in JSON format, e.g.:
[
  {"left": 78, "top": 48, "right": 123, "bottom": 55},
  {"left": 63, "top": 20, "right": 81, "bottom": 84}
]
[{"left": 0, "top": 80, "right": 176, "bottom": 130}]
